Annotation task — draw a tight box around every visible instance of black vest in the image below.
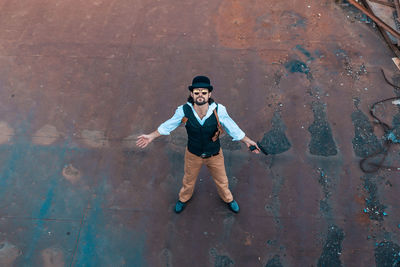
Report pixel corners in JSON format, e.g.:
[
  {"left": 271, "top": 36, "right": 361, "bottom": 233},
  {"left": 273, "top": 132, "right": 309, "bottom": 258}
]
[{"left": 183, "top": 103, "right": 221, "bottom": 156}]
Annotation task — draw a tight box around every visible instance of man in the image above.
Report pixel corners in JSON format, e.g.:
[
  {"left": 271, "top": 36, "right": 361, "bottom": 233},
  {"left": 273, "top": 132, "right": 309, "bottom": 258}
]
[{"left": 136, "top": 76, "right": 260, "bottom": 213}]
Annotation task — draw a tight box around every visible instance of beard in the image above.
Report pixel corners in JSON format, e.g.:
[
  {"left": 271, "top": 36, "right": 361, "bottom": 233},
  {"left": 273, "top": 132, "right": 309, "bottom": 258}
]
[{"left": 195, "top": 97, "right": 207, "bottom": 106}]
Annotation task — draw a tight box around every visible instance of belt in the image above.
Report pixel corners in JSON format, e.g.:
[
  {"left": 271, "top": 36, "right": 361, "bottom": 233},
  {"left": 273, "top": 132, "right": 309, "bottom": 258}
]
[{"left": 200, "top": 152, "right": 219, "bottom": 159}]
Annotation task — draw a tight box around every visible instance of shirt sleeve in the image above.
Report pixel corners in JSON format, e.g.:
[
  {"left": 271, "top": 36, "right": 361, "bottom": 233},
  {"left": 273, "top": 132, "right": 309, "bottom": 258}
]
[
  {"left": 157, "top": 105, "right": 185, "bottom": 135},
  {"left": 217, "top": 104, "right": 246, "bottom": 141}
]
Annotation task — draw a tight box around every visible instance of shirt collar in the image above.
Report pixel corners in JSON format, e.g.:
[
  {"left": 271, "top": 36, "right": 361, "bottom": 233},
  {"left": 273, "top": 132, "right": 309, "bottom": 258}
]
[{"left": 187, "top": 102, "right": 217, "bottom": 121}]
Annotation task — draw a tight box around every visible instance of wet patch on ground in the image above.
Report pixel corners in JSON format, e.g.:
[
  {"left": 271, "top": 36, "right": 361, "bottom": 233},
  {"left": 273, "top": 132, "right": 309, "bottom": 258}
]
[
  {"left": 164, "top": 148, "right": 184, "bottom": 195},
  {"left": 265, "top": 254, "right": 283, "bottom": 267},
  {"left": 351, "top": 110, "right": 382, "bottom": 158},
  {"left": 308, "top": 102, "right": 338, "bottom": 157},
  {"left": 258, "top": 111, "right": 291, "bottom": 155},
  {"left": 220, "top": 134, "right": 241, "bottom": 151},
  {"left": 374, "top": 241, "right": 400, "bottom": 267},
  {"left": 264, "top": 156, "right": 285, "bottom": 228},
  {"left": 360, "top": 175, "right": 386, "bottom": 221},
  {"left": 169, "top": 126, "right": 187, "bottom": 148},
  {"left": 284, "top": 59, "right": 312, "bottom": 80},
  {"left": 209, "top": 248, "right": 234, "bottom": 267},
  {"left": 309, "top": 155, "right": 343, "bottom": 223},
  {"left": 317, "top": 225, "right": 344, "bottom": 267},
  {"left": 160, "top": 248, "right": 172, "bottom": 267},
  {"left": 280, "top": 10, "right": 307, "bottom": 29},
  {"left": 295, "top": 45, "right": 314, "bottom": 61},
  {"left": 317, "top": 168, "right": 333, "bottom": 215}
]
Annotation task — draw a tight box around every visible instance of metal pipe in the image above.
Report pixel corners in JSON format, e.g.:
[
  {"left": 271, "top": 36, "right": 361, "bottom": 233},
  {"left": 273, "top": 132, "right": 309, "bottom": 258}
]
[
  {"left": 360, "top": 0, "right": 400, "bottom": 57},
  {"left": 368, "top": 0, "right": 395, "bottom": 8},
  {"left": 348, "top": 0, "right": 400, "bottom": 39}
]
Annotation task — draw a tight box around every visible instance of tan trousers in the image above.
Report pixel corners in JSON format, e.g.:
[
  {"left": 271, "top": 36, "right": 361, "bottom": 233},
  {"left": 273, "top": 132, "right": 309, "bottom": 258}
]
[{"left": 178, "top": 148, "right": 234, "bottom": 203}]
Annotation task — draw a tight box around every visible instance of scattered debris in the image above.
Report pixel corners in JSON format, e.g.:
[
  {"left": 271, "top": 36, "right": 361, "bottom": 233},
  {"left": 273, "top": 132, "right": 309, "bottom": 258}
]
[
  {"left": 374, "top": 241, "right": 400, "bottom": 267},
  {"left": 361, "top": 175, "right": 387, "bottom": 221}
]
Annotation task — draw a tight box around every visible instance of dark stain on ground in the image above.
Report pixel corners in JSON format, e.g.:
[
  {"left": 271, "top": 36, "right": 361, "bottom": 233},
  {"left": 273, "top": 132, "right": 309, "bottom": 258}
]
[
  {"left": 258, "top": 112, "right": 291, "bottom": 155},
  {"left": 169, "top": 126, "right": 188, "bottom": 147},
  {"left": 317, "top": 168, "right": 332, "bottom": 214},
  {"left": 374, "top": 241, "right": 400, "bottom": 267},
  {"left": 274, "top": 71, "right": 283, "bottom": 87},
  {"left": 317, "top": 225, "right": 344, "bottom": 267},
  {"left": 284, "top": 59, "right": 312, "bottom": 80},
  {"left": 391, "top": 74, "right": 400, "bottom": 97},
  {"left": 265, "top": 254, "right": 283, "bottom": 267},
  {"left": 392, "top": 113, "right": 400, "bottom": 129},
  {"left": 280, "top": 10, "right": 307, "bottom": 29},
  {"left": 264, "top": 157, "right": 285, "bottom": 227},
  {"left": 210, "top": 248, "right": 234, "bottom": 267},
  {"left": 361, "top": 175, "right": 386, "bottom": 221},
  {"left": 351, "top": 110, "right": 382, "bottom": 158},
  {"left": 295, "top": 45, "right": 314, "bottom": 61},
  {"left": 308, "top": 102, "right": 338, "bottom": 157},
  {"left": 220, "top": 134, "right": 242, "bottom": 151}
]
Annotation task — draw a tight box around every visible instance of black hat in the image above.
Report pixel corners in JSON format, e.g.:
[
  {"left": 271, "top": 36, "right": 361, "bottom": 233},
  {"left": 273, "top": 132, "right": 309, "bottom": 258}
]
[{"left": 188, "top": 76, "right": 213, "bottom": 92}]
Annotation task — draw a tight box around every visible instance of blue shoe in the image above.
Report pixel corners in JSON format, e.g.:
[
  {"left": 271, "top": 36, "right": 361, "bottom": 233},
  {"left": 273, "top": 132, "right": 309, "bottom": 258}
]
[
  {"left": 174, "top": 200, "right": 186, "bottom": 213},
  {"left": 228, "top": 200, "right": 239, "bottom": 213}
]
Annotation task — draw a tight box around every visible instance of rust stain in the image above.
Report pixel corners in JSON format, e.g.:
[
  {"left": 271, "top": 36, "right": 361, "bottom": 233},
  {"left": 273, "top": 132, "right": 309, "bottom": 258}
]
[
  {"left": 244, "top": 232, "right": 252, "bottom": 246},
  {"left": 214, "top": 0, "right": 257, "bottom": 49},
  {"left": 62, "top": 164, "right": 81, "bottom": 184}
]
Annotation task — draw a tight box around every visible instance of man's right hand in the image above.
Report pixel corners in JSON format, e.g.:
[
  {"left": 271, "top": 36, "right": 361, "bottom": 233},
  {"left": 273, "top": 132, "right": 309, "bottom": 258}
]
[
  {"left": 136, "top": 134, "right": 154, "bottom": 148},
  {"left": 136, "top": 130, "right": 161, "bottom": 148}
]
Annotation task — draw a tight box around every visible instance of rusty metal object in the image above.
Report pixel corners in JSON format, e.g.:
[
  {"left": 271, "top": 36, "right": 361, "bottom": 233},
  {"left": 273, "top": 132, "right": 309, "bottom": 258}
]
[
  {"left": 361, "top": 0, "right": 400, "bottom": 57},
  {"left": 368, "top": 0, "right": 395, "bottom": 8},
  {"left": 349, "top": 0, "right": 400, "bottom": 39},
  {"left": 394, "top": 0, "right": 400, "bottom": 25}
]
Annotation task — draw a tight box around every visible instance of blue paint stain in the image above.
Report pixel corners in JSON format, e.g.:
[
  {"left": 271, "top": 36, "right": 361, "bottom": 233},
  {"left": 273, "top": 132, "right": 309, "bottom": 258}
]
[
  {"left": 22, "top": 142, "right": 70, "bottom": 263},
  {"left": 295, "top": 45, "right": 314, "bottom": 60},
  {"left": 284, "top": 60, "right": 310, "bottom": 74},
  {"left": 74, "top": 171, "right": 147, "bottom": 266},
  {"left": 74, "top": 174, "right": 107, "bottom": 267},
  {"left": 387, "top": 132, "right": 400, "bottom": 143}
]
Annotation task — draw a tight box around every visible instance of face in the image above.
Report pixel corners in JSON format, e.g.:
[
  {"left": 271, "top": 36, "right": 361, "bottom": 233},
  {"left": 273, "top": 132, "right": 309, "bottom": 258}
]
[{"left": 191, "top": 88, "right": 211, "bottom": 106}]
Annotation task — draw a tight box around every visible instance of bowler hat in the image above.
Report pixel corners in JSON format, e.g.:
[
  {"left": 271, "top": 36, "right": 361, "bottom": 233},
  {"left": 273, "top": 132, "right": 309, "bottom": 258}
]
[{"left": 188, "top": 76, "right": 213, "bottom": 92}]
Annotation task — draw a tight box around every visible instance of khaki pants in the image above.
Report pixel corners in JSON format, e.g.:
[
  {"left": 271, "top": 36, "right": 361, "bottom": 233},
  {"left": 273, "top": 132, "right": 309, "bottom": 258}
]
[{"left": 178, "top": 148, "right": 233, "bottom": 203}]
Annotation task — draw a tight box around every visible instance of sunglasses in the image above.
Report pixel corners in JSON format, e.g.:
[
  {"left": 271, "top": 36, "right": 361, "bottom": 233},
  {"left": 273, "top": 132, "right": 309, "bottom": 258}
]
[{"left": 193, "top": 89, "right": 209, "bottom": 95}]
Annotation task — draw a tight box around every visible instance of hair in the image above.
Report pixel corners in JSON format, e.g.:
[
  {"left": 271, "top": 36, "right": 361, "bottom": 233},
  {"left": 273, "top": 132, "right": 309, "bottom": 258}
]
[{"left": 187, "top": 95, "right": 214, "bottom": 105}]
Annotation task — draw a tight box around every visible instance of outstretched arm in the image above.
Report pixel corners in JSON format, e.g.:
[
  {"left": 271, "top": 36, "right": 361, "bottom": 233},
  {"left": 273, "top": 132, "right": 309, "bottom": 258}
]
[
  {"left": 136, "top": 105, "right": 185, "bottom": 149},
  {"left": 217, "top": 104, "right": 260, "bottom": 154},
  {"left": 136, "top": 130, "right": 161, "bottom": 148}
]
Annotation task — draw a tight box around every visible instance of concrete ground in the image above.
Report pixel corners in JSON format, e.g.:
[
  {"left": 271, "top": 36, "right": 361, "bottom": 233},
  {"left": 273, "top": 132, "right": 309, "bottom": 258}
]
[{"left": 0, "top": 0, "right": 400, "bottom": 266}]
